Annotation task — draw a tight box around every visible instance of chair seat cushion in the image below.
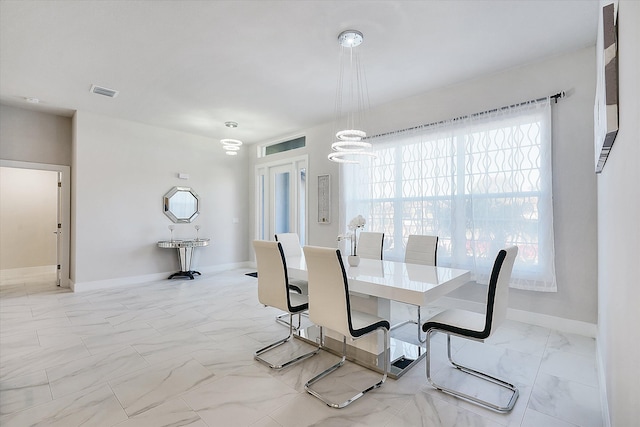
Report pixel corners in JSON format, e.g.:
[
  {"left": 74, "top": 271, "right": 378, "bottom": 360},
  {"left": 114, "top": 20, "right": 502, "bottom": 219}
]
[
  {"left": 422, "top": 309, "right": 488, "bottom": 340},
  {"left": 288, "top": 292, "right": 309, "bottom": 313},
  {"left": 350, "top": 310, "right": 390, "bottom": 338}
]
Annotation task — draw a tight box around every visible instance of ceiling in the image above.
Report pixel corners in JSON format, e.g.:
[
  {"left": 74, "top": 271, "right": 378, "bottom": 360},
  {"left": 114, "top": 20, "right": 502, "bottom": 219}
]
[{"left": 0, "top": 1, "right": 599, "bottom": 145}]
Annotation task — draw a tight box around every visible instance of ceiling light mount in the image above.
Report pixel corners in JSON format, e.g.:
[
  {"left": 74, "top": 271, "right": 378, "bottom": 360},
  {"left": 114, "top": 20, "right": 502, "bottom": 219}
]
[
  {"left": 224, "top": 121, "right": 238, "bottom": 128},
  {"left": 338, "top": 30, "right": 363, "bottom": 48}
]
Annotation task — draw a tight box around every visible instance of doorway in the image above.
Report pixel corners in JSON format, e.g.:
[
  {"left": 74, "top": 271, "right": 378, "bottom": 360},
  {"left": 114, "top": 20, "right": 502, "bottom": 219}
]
[
  {"left": 256, "top": 156, "right": 307, "bottom": 244},
  {"left": 0, "top": 160, "right": 70, "bottom": 288}
]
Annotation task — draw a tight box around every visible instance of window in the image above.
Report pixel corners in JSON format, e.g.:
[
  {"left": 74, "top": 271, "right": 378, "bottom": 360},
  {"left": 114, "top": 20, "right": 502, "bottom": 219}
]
[
  {"left": 342, "top": 99, "right": 556, "bottom": 291},
  {"left": 258, "top": 136, "right": 306, "bottom": 157}
]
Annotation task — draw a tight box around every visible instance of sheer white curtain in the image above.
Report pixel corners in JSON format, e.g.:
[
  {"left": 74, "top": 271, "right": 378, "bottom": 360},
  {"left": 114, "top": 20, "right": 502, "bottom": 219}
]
[{"left": 341, "top": 98, "right": 556, "bottom": 291}]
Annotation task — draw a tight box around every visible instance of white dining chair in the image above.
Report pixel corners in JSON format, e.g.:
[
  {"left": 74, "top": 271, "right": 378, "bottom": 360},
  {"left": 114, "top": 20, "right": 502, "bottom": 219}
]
[
  {"left": 303, "top": 245, "right": 390, "bottom": 408},
  {"left": 274, "top": 232, "right": 302, "bottom": 257},
  {"left": 274, "top": 233, "right": 309, "bottom": 330},
  {"left": 252, "top": 240, "right": 319, "bottom": 369},
  {"left": 397, "top": 234, "right": 438, "bottom": 342},
  {"left": 274, "top": 232, "right": 308, "bottom": 294},
  {"left": 405, "top": 234, "right": 438, "bottom": 266},
  {"left": 422, "top": 246, "right": 519, "bottom": 413},
  {"left": 356, "top": 231, "right": 384, "bottom": 260}
]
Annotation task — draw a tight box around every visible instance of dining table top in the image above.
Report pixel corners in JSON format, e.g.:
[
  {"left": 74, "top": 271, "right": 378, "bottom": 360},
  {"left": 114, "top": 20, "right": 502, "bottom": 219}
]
[{"left": 285, "top": 255, "right": 471, "bottom": 306}]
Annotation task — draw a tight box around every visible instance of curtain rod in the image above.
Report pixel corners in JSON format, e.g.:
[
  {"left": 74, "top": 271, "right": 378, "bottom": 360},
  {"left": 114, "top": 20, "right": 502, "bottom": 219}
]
[{"left": 368, "top": 91, "right": 566, "bottom": 140}]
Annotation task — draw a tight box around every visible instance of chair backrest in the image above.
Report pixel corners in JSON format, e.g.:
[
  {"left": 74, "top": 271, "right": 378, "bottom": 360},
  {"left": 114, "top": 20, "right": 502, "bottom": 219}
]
[
  {"left": 484, "top": 246, "right": 518, "bottom": 337},
  {"left": 357, "top": 232, "right": 384, "bottom": 260},
  {"left": 303, "top": 245, "right": 352, "bottom": 338},
  {"left": 252, "top": 240, "right": 292, "bottom": 312},
  {"left": 404, "top": 235, "right": 438, "bottom": 266},
  {"left": 274, "top": 233, "right": 302, "bottom": 258}
]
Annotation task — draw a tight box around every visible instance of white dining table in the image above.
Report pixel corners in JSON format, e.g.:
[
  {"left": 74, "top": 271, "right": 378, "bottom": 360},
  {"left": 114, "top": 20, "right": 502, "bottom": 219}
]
[{"left": 284, "top": 254, "right": 471, "bottom": 378}]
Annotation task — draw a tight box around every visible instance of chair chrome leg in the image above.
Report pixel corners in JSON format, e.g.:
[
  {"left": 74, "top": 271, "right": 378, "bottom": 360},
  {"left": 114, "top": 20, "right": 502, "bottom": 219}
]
[
  {"left": 305, "top": 327, "right": 389, "bottom": 409},
  {"left": 390, "top": 305, "right": 425, "bottom": 343},
  {"left": 416, "top": 306, "right": 425, "bottom": 343},
  {"left": 425, "top": 329, "right": 519, "bottom": 413},
  {"left": 275, "top": 311, "right": 303, "bottom": 331},
  {"left": 255, "top": 313, "right": 320, "bottom": 370},
  {"left": 275, "top": 286, "right": 308, "bottom": 330}
]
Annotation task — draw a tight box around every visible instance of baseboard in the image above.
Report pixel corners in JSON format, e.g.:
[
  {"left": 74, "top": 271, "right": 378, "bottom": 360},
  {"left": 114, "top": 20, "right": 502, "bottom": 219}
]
[
  {"left": 507, "top": 308, "right": 597, "bottom": 338},
  {"left": 0, "top": 265, "right": 56, "bottom": 279},
  {"left": 197, "top": 261, "right": 253, "bottom": 275},
  {"left": 71, "top": 261, "right": 253, "bottom": 292},
  {"left": 71, "top": 272, "right": 168, "bottom": 292},
  {"left": 436, "top": 296, "right": 597, "bottom": 338}
]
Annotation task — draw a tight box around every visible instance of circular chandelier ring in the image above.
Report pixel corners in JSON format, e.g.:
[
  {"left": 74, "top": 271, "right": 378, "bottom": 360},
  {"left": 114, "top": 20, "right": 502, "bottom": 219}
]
[
  {"left": 336, "top": 129, "right": 366, "bottom": 141},
  {"left": 220, "top": 139, "right": 243, "bottom": 146},
  {"left": 327, "top": 152, "right": 359, "bottom": 164},
  {"left": 331, "top": 140, "right": 372, "bottom": 152},
  {"left": 327, "top": 151, "right": 377, "bottom": 163}
]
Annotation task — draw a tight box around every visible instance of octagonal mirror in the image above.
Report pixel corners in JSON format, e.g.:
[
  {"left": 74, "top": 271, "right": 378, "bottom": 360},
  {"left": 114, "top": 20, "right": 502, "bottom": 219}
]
[{"left": 163, "top": 186, "right": 200, "bottom": 223}]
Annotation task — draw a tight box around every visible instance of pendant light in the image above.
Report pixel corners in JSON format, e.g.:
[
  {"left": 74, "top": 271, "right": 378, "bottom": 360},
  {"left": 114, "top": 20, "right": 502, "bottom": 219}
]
[
  {"left": 221, "top": 121, "right": 242, "bottom": 156},
  {"left": 328, "top": 30, "right": 376, "bottom": 164}
]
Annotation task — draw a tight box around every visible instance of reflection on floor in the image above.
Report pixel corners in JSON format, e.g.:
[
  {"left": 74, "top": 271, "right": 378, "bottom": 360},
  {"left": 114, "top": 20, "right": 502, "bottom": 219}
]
[{"left": 0, "top": 269, "right": 603, "bottom": 426}]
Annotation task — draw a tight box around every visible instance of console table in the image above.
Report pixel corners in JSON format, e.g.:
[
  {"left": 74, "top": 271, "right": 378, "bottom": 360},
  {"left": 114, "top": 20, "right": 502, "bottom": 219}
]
[{"left": 157, "top": 239, "right": 210, "bottom": 279}]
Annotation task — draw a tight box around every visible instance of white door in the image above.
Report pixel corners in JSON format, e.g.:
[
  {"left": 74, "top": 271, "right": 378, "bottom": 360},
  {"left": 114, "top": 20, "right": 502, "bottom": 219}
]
[
  {"left": 270, "top": 164, "right": 294, "bottom": 237},
  {"left": 256, "top": 157, "right": 307, "bottom": 244}
]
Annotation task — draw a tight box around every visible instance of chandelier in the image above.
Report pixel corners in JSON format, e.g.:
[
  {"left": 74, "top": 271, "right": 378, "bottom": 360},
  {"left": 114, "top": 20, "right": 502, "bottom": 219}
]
[
  {"left": 220, "top": 121, "right": 242, "bottom": 156},
  {"left": 327, "top": 30, "right": 376, "bottom": 164}
]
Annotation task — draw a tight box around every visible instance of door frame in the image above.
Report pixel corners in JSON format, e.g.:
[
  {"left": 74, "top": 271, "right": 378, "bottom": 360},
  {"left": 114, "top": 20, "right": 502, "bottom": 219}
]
[
  {"left": 255, "top": 155, "right": 308, "bottom": 243},
  {"left": 0, "top": 160, "right": 71, "bottom": 287}
]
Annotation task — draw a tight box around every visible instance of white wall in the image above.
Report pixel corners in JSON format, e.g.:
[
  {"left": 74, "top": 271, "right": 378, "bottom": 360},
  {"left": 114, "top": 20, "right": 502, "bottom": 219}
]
[
  {"left": 596, "top": 1, "right": 640, "bottom": 425},
  {"left": 0, "top": 167, "right": 58, "bottom": 270},
  {"left": 0, "top": 104, "right": 72, "bottom": 166},
  {"left": 251, "top": 46, "right": 598, "bottom": 324},
  {"left": 72, "top": 111, "right": 250, "bottom": 288}
]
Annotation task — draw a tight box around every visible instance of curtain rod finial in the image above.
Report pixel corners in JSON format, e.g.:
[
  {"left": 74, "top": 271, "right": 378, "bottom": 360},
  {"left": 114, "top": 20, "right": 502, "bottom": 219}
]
[{"left": 551, "top": 91, "right": 566, "bottom": 103}]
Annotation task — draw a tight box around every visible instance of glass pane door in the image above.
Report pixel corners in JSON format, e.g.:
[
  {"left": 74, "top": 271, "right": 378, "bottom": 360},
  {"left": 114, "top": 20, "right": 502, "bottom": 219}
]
[
  {"left": 271, "top": 164, "right": 293, "bottom": 236},
  {"left": 255, "top": 157, "right": 307, "bottom": 244}
]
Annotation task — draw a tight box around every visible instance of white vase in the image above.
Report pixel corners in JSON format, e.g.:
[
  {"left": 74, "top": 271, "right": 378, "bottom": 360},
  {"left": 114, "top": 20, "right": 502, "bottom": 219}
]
[{"left": 348, "top": 255, "right": 360, "bottom": 267}]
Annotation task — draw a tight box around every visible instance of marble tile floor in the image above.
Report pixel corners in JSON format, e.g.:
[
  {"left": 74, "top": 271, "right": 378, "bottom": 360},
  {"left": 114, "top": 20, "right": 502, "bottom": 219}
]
[{"left": 0, "top": 269, "right": 603, "bottom": 427}]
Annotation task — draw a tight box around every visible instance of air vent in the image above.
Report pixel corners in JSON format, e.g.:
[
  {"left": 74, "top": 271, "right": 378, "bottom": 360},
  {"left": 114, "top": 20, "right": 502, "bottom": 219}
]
[{"left": 90, "top": 84, "right": 119, "bottom": 98}]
